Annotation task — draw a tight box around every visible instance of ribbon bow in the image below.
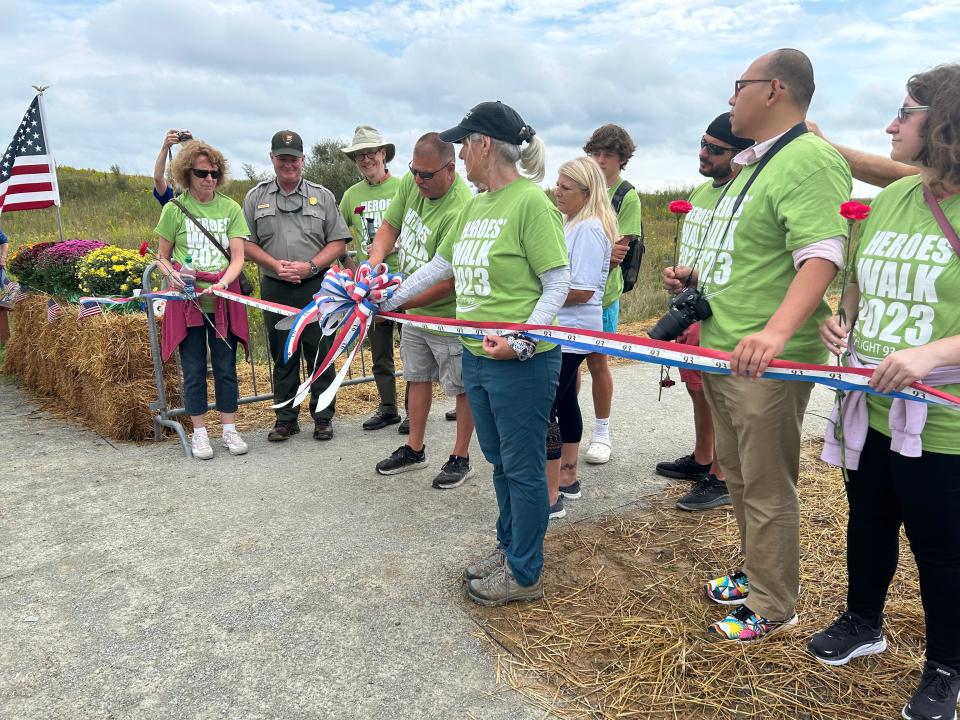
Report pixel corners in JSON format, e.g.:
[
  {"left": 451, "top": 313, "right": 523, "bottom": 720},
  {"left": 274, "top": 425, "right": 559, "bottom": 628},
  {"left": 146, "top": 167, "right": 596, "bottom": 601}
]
[{"left": 276, "top": 262, "right": 402, "bottom": 411}]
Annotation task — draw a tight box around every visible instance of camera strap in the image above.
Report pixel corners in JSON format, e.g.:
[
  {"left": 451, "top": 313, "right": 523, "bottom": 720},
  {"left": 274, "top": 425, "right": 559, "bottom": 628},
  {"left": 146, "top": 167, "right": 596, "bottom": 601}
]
[
  {"left": 171, "top": 197, "right": 233, "bottom": 262},
  {"left": 923, "top": 184, "right": 960, "bottom": 260},
  {"left": 686, "top": 122, "right": 809, "bottom": 292}
]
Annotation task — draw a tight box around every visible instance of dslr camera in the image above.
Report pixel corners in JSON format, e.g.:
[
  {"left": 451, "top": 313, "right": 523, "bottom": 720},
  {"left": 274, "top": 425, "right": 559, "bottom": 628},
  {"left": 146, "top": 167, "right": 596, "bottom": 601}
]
[
  {"left": 648, "top": 287, "right": 712, "bottom": 341},
  {"left": 177, "top": 130, "right": 193, "bottom": 142}
]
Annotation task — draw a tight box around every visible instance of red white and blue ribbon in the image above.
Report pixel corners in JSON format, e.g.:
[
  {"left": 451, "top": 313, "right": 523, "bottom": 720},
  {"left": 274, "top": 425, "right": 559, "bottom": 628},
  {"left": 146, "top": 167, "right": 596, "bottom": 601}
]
[
  {"left": 82, "top": 266, "right": 960, "bottom": 412},
  {"left": 257, "top": 263, "right": 402, "bottom": 411},
  {"left": 77, "top": 289, "right": 186, "bottom": 306}
]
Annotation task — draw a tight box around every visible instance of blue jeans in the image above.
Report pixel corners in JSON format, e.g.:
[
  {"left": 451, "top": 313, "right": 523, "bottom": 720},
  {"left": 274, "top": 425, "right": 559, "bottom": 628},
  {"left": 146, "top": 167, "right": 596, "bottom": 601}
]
[
  {"left": 179, "top": 316, "right": 239, "bottom": 417},
  {"left": 462, "top": 346, "right": 561, "bottom": 586}
]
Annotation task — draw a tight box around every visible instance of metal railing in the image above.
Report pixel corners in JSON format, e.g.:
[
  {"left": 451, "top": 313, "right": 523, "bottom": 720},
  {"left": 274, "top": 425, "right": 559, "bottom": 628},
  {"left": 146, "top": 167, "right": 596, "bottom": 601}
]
[{"left": 142, "top": 261, "right": 397, "bottom": 457}]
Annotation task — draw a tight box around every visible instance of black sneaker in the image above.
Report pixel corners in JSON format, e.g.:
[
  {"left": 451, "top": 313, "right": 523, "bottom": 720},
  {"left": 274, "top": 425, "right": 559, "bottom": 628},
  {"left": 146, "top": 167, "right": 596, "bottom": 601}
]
[
  {"left": 807, "top": 610, "right": 886, "bottom": 666},
  {"left": 902, "top": 660, "right": 960, "bottom": 720},
  {"left": 376, "top": 444, "right": 427, "bottom": 475},
  {"left": 676, "top": 475, "right": 732, "bottom": 511},
  {"left": 445, "top": 409, "right": 457, "bottom": 421},
  {"left": 559, "top": 479, "right": 582, "bottom": 499},
  {"left": 432, "top": 455, "right": 473, "bottom": 489},
  {"left": 398, "top": 416, "right": 410, "bottom": 434},
  {"left": 656, "top": 453, "right": 711, "bottom": 481},
  {"left": 363, "top": 410, "right": 402, "bottom": 431}
]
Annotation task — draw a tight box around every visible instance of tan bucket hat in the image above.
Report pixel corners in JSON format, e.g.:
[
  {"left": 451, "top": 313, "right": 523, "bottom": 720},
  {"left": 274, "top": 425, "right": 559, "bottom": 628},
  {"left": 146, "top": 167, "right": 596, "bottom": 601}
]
[{"left": 341, "top": 125, "right": 396, "bottom": 163}]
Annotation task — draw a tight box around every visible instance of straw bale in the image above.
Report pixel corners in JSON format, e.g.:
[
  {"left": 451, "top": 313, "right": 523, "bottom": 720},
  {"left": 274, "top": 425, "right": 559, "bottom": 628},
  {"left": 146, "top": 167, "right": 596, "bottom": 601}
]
[{"left": 77, "top": 376, "right": 158, "bottom": 440}]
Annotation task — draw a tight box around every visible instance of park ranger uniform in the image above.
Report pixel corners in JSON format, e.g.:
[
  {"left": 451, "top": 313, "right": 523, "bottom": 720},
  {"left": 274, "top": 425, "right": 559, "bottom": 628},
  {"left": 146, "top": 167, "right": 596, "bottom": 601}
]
[{"left": 243, "top": 174, "right": 351, "bottom": 432}]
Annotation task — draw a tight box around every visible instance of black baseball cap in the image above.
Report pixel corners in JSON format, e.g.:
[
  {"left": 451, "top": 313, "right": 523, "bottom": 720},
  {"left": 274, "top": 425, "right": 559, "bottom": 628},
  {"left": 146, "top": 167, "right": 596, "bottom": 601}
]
[
  {"left": 439, "top": 101, "right": 535, "bottom": 146},
  {"left": 271, "top": 130, "right": 304, "bottom": 158}
]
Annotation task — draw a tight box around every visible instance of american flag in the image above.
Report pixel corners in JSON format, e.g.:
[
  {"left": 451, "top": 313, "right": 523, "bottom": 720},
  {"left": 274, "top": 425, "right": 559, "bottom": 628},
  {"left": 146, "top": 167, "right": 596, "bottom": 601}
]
[
  {"left": 0, "top": 95, "right": 61, "bottom": 216},
  {"left": 12, "top": 285, "right": 27, "bottom": 303},
  {"left": 46, "top": 298, "right": 63, "bottom": 322},
  {"left": 77, "top": 300, "right": 103, "bottom": 320},
  {"left": 0, "top": 267, "right": 16, "bottom": 293}
]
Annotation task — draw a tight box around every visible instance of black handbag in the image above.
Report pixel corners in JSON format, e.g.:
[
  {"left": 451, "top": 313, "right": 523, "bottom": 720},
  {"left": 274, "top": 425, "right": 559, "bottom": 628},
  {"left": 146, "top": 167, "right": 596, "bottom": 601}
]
[{"left": 170, "top": 198, "right": 255, "bottom": 295}]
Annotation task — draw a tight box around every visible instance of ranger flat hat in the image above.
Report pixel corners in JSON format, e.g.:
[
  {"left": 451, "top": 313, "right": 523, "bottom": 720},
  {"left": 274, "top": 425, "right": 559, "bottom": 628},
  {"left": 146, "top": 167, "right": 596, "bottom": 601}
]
[
  {"left": 341, "top": 126, "right": 396, "bottom": 163},
  {"left": 271, "top": 130, "right": 304, "bottom": 158}
]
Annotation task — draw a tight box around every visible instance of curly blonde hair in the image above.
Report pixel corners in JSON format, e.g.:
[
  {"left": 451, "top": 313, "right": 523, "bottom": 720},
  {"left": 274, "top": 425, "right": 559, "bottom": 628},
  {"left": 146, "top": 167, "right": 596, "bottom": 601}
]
[
  {"left": 170, "top": 140, "right": 230, "bottom": 190},
  {"left": 557, "top": 157, "right": 619, "bottom": 245},
  {"left": 907, "top": 64, "right": 960, "bottom": 194}
]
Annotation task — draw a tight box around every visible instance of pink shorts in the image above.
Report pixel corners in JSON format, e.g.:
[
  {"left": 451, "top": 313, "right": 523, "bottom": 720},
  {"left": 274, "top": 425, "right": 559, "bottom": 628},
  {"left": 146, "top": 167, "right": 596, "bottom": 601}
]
[{"left": 676, "top": 322, "right": 703, "bottom": 392}]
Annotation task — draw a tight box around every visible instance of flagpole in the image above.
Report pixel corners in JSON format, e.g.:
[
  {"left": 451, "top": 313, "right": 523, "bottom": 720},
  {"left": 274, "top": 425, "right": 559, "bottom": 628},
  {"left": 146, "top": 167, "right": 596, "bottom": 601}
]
[{"left": 32, "top": 85, "right": 64, "bottom": 242}]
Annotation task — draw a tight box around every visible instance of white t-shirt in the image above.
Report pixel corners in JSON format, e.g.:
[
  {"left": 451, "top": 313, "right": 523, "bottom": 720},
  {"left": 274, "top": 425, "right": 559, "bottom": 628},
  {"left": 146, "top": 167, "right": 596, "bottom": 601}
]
[{"left": 556, "top": 217, "right": 611, "bottom": 353}]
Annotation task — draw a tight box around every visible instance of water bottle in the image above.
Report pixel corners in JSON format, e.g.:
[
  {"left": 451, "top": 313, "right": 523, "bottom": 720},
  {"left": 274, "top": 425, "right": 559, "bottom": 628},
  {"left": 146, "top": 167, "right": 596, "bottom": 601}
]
[{"left": 181, "top": 254, "right": 196, "bottom": 298}]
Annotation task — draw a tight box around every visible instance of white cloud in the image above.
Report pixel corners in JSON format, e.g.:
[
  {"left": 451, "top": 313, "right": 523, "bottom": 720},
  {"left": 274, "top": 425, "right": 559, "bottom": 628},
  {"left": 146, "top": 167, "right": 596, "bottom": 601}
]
[{"left": 0, "top": 0, "right": 953, "bottom": 196}]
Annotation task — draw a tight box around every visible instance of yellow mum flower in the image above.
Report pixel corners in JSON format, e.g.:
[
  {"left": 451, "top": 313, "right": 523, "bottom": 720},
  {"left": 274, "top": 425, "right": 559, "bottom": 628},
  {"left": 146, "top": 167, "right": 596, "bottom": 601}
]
[{"left": 120, "top": 284, "right": 129, "bottom": 292}]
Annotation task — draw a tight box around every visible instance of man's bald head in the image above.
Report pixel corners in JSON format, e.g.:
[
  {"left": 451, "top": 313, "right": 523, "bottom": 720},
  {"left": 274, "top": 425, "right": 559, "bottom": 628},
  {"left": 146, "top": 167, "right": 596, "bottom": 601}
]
[
  {"left": 414, "top": 132, "right": 455, "bottom": 163},
  {"left": 763, "top": 48, "right": 815, "bottom": 112}
]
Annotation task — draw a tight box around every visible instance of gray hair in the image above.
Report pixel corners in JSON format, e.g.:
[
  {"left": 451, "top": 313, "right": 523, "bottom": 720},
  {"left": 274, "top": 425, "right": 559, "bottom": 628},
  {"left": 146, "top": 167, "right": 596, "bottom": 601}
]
[{"left": 466, "top": 133, "right": 546, "bottom": 182}]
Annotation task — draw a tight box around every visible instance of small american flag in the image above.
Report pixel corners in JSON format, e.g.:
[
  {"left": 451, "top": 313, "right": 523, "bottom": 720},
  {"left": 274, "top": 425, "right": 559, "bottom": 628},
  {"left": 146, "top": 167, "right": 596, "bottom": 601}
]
[
  {"left": 77, "top": 300, "right": 102, "bottom": 320},
  {"left": 0, "top": 95, "right": 61, "bottom": 216},
  {"left": 0, "top": 268, "right": 16, "bottom": 293},
  {"left": 46, "top": 298, "right": 63, "bottom": 322},
  {"left": 12, "top": 285, "right": 27, "bottom": 303}
]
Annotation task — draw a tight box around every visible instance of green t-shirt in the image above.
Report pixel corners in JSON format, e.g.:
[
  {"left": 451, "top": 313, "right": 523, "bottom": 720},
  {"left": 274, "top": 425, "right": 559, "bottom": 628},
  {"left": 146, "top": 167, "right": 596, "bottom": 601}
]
[
  {"left": 677, "top": 180, "right": 728, "bottom": 271},
  {"left": 849, "top": 175, "right": 960, "bottom": 454},
  {"left": 339, "top": 176, "right": 401, "bottom": 270},
  {"left": 154, "top": 191, "right": 249, "bottom": 311},
  {"left": 437, "top": 178, "right": 569, "bottom": 356},
  {"left": 699, "top": 133, "right": 852, "bottom": 363},
  {"left": 384, "top": 171, "right": 472, "bottom": 323},
  {"left": 601, "top": 178, "right": 642, "bottom": 308}
]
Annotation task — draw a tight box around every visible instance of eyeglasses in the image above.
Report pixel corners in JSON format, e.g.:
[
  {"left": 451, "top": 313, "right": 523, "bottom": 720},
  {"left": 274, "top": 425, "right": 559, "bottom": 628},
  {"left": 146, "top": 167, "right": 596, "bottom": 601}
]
[
  {"left": 734, "top": 79, "right": 773, "bottom": 96},
  {"left": 355, "top": 149, "right": 382, "bottom": 161},
  {"left": 190, "top": 168, "right": 221, "bottom": 179},
  {"left": 700, "top": 137, "right": 735, "bottom": 156},
  {"left": 897, "top": 105, "right": 930, "bottom": 122},
  {"left": 408, "top": 161, "right": 451, "bottom": 180}
]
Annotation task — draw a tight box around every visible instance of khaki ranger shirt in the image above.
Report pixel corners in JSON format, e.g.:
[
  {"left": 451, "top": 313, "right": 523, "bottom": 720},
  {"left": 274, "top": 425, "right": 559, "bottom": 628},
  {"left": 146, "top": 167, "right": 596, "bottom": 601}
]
[{"left": 243, "top": 177, "right": 350, "bottom": 281}]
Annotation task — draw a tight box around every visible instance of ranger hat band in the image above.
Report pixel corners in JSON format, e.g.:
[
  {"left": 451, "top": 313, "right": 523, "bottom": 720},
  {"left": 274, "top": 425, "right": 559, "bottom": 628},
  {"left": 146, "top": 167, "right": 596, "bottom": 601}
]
[
  {"left": 705, "top": 113, "right": 754, "bottom": 150},
  {"left": 439, "top": 101, "right": 536, "bottom": 146},
  {"left": 341, "top": 125, "right": 396, "bottom": 163},
  {"left": 271, "top": 130, "right": 304, "bottom": 158}
]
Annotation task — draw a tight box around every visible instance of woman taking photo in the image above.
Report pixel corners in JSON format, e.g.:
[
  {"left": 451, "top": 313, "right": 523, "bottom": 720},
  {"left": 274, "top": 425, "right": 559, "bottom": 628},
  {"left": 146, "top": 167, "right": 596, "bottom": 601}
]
[
  {"left": 381, "top": 101, "right": 570, "bottom": 605},
  {"left": 155, "top": 140, "right": 251, "bottom": 460},
  {"left": 807, "top": 64, "right": 960, "bottom": 720},
  {"left": 546, "top": 157, "right": 614, "bottom": 519}
]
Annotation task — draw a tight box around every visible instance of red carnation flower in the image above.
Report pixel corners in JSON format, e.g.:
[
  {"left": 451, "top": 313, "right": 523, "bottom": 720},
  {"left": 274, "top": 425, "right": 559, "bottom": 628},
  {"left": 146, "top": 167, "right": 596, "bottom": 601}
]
[
  {"left": 354, "top": 205, "right": 365, "bottom": 215},
  {"left": 138, "top": 241, "right": 150, "bottom": 257},
  {"left": 669, "top": 200, "right": 693, "bottom": 215},
  {"left": 839, "top": 201, "right": 871, "bottom": 221},
  {"left": 659, "top": 377, "right": 676, "bottom": 388}
]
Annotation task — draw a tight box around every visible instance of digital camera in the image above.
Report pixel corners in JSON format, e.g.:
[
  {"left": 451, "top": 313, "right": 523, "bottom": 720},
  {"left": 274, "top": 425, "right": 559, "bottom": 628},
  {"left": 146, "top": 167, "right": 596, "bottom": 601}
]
[{"left": 648, "top": 287, "right": 712, "bottom": 341}]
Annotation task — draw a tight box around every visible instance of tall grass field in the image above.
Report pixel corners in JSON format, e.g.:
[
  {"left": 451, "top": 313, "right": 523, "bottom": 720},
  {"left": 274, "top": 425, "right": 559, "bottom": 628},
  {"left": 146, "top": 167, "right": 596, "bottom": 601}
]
[{"left": 1, "top": 166, "right": 693, "bottom": 324}]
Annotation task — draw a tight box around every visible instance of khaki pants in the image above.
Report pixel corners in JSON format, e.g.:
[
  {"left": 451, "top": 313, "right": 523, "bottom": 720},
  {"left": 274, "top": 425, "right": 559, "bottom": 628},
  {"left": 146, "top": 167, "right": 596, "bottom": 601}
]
[{"left": 702, "top": 374, "right": 813, "bottom": 621}]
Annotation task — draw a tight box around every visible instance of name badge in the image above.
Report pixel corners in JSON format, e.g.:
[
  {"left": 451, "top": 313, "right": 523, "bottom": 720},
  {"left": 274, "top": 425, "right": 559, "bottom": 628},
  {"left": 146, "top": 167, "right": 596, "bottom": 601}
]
[
  {"left": 309, "top": 196, "right": 318, "bottom": 205},
  {"left": 257, "top": 203, "right": 270, "bottom": 209}
]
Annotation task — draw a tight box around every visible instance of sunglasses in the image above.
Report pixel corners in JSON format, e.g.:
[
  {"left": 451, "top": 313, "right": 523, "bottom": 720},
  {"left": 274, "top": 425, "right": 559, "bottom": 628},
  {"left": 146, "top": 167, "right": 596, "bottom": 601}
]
[
  {"left": 355, "top": 149, "right": 382, "bottom": 161},
  {"left": 408, "top": 161, "right": 451, "bottom": 180},
  {"left": 897, "top": 105, "right": 930, "bottom": 122},
  {"left": 734, "top": 78, "right": 773, "bottom": 96},
  {"left": 700, "top": 138, "right": 735, "bottom": 156},
  {"left": 190, "top": 168, "right": 221, "bottom": 179}
]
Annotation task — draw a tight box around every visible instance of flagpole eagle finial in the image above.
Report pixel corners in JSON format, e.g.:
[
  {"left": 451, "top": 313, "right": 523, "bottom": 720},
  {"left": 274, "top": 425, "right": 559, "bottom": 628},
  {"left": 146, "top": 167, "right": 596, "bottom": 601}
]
[{"left": 32, "top": 85, "right": 50, "bottom": 94}]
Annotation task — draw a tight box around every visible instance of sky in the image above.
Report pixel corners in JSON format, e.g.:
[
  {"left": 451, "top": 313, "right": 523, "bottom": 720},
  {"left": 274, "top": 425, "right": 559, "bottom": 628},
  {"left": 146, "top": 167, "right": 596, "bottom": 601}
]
[{"left": 1, "top": 0, "right": 957, "bottom": 198}]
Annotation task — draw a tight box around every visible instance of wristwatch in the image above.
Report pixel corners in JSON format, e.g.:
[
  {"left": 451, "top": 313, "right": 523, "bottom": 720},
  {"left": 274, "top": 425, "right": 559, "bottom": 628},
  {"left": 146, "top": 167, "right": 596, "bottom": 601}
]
[
  {"left": 308, "top": 260, "right": 320, "bottom": 276},
  {"left": 505, "top": 333, "right": 537, "bottom": 361}
]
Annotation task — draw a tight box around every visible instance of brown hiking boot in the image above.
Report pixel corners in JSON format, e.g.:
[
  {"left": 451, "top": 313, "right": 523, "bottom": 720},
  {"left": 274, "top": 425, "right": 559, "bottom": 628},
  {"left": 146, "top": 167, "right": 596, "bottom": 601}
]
[
  {"left": 462, "top": 547, "right": 504, "bottom": 582},
  {"left": 267, "top": 421, "right": 300, "bottom": 442}
]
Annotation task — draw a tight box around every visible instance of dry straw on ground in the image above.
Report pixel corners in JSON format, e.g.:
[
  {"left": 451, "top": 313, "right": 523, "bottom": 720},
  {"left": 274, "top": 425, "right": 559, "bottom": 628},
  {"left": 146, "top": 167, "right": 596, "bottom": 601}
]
[{"left": 467, "top": 441, "right": 925, "bottom": 719}]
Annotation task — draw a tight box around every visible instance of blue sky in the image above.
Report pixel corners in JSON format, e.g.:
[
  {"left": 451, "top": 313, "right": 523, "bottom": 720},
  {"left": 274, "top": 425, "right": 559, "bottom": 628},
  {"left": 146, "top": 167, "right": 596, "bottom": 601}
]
[{"left": 1, "top": 0, "right": 957, "bottom": 196}]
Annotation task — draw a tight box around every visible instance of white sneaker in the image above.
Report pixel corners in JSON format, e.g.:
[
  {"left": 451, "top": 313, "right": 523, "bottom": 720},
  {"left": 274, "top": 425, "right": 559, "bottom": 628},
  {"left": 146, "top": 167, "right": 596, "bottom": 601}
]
[
  {"left": 191, "top": 432, "right": 214, "bottom": 460},
  {"left": 221, "top": 429, "right": 249, "bottom": 456},
  {"left": 584, "top": 439, "right": 611, "bottom": 464}
]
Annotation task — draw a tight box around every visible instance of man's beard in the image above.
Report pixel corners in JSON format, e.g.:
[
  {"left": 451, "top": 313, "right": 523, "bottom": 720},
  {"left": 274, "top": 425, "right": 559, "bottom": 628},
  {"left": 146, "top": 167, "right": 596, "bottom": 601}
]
[{"left": 699, "top": 161, "right": 732, "bottom": 179}]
